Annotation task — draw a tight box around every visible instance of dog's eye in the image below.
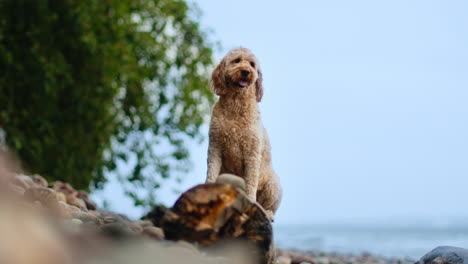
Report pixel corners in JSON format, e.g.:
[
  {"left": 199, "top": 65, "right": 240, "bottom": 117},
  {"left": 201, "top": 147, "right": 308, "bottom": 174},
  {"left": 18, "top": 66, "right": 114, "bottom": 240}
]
[
  {"left": 250, "top": 62, "right": 255, "bottom": 68},
  {"left": 233, "top": 58, "right": 241, "bottom": 63}
]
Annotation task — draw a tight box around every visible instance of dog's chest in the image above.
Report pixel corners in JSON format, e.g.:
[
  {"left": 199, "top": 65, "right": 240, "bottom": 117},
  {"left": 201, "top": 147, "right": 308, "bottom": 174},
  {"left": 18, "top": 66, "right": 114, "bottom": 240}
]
[
  {"left": 218, "top": 118, "right": 253, "bottom": 152},
  {"left": 215, "top": 117, "right": 259, "bottom": 174}
]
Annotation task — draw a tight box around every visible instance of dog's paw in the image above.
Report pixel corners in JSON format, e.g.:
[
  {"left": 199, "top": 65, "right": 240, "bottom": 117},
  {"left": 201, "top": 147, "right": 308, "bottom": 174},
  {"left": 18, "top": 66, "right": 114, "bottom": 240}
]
[{"left": 265, "top": 210, "right": 275, "bottom": 222}]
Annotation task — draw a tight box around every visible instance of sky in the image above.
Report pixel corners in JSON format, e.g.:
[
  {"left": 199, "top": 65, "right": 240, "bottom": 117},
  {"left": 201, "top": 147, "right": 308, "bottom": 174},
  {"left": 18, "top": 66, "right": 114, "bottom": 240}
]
[{"left": 93, "top": 0, "right": 468, "bottom": 226}]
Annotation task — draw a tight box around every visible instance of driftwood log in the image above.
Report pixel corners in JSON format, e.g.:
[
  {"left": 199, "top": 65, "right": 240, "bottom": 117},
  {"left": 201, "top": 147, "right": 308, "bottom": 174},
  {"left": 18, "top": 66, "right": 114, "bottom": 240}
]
[{"left": 159, "top": 182, "right": 275, "bottom": 264}]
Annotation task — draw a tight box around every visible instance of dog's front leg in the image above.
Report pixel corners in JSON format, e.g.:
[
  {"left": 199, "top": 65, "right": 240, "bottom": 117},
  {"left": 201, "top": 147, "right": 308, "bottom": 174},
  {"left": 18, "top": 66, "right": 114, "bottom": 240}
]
[
  {"left": 244, "top": 148, "right": 261, "bottom": 201},
  {"left": 206, "top": 138, "right": 222, "bottom": 183}
]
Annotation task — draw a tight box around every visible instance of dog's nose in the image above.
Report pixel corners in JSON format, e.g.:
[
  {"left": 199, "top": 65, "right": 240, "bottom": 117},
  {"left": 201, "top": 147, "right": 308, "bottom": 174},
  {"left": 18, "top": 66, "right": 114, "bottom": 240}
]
[{"left": 241, "top": 70, "right": 250, "bottom": 77}]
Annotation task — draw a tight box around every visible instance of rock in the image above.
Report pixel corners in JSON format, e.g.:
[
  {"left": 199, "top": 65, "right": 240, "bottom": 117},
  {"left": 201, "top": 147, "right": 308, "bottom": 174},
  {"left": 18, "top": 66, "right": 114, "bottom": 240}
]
[
  {"left": 13, "top": 174, "right": 34, "bottom": 189},
  {"left": 24, "top": 187, "right": 60, "bottom": 211},
  {"left": 277, "top": 250, "right": 316, "bottom": 264},
  {"left": 88, "top": 210, "right": 101, "bottom": 216},
  {"left": 142, "top": 204, "right": 171, "bottom": 227},
  {"left": 8, "top": 183, "right": 25, "bottom": 196},
  {"left": 60, "top": 201, "right": 79, "bottom": 212},
  {"left": 66, "top": 193, "right": 87, "bottom": 211},
  {"left": 139, "top": 220, "right": 154, "bottom": 228},
  {"left": 128, "top": 222, "right": 143, "bottom": 233},
  {"left": 57, "top": 201, "right": 71, "bottom": 217},
  {"left": 99, "top": 211, "right": 131, "bottom": 222},
  {"left": 71, "top": 211, "right": 101, "bottom": 225},
  {"left": 277, "top": 256, "right": 292, "bottom": 264},
  {"left": 103, "top": 216, "right": 117, "bottom": 224},
  {"left": 417, "top": 246, "right": 468, "bottom": 264},
  {"left": 143, "top": 226, "right": 165, "bottom": 240},
  {"left": 100, "top": 222, "right": 136, "bottom": 240},
  {"left": 51, "top": 181, "right": 75, "bottom": 195},
  {"left": 70, "top": 218, "right": 83, "bottom": 225},
  {"left": 32, "top": 174, "right": 48, "bottom": 188},
  {"left": 55, "top": 191, "right": 67, "bottom": 202},
  {"left": 57, "top": 200, "right": 82, "bottom": 218},
  {"left": 313, "top": 257, "right": 329, "bottom": 264},
  {"left": 215, "top": 173, "right": 246, "bottom": 192},
  {"left": 0, "top": 196, "right": 72, "bottom": 264},
  {"left": 66, "top": 218, "right": 84, "bottom": 232},
  {"left": 76, "top": 190, "right": 97, "bottom": 210}
]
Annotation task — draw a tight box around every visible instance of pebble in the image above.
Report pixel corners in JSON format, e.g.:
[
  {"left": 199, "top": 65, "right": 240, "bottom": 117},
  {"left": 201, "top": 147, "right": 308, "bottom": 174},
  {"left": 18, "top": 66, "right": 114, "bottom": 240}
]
[
  {"left": 77, "top": 190, "right": 97, "bottom": 210},
  {"left": 71, "top": 211, "right": 101, "bottom": 225},
  {"left": 67, "top": 195, "right": 88, "bottom": 211},
  {"left": 64, "top": 201, "right": 80, "bottom": 212},
  {"left": 24, "top": 187, "right": 60, "bottom": 210},
  {"left": 51, "top": 181, "right": 75, "bottom": 195},
  {"left": 55, "top": 191, "right": 67, "bottom": 202},
  {"left": 143, "top": 226, "right": 165, "bottom": 240},
  {"left": 216, "top": 173, "right": 246, "bottom": 192},
  {"left": 70, "top": 218, "right": 83, "bottom": 225},
  {"left": 313, "top": 257, "right": 330, "bottom": 264},
  {"left": 278, "top": 250, "right": 416, "bottom": 264},
  {"left": 139, "top": 220, "right": 154, "bottom": 228},
  {"left": 32, "top": 174, "right": 48, "bottom": 188},
  {"left": 13, "top": 174, "right": 35, "bottom": 189},
  {"left": 100, "top": 223, "right": 136, "bottom": 239},
  {"left": 277, "top": 255, "right": 292, "bottom": 264},
  {"left": 103, "top": 216, "right": 116, "bottom": 223},
  {"left": 57, "top": 201, "right": 71, "bottom": 217}
]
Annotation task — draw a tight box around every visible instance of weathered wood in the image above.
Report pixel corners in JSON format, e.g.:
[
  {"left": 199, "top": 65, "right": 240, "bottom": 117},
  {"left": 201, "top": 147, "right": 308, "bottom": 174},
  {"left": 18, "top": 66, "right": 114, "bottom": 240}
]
[{"left": 160, "top": 183, "right": 275, "bottom": 264}]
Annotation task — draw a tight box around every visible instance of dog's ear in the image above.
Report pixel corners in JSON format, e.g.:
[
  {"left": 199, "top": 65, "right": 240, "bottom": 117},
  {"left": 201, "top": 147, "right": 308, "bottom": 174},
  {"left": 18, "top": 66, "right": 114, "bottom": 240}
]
[
  {"left": 255, "top": 68, "right": 264, "bottom": 102},
  {"left": 211, "top": 58, "right": 227, "bottom": 96}
]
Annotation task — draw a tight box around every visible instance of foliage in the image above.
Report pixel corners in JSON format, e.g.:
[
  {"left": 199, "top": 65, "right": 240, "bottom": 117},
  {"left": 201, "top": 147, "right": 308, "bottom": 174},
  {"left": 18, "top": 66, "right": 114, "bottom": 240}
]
[{"left": 0, "top": 0, "right": 216, "bottom": 207}]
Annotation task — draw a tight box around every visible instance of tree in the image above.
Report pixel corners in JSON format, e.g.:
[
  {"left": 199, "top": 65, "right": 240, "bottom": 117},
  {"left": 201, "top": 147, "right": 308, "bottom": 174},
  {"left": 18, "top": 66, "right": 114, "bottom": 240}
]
[{"left": 0, "top": 0, "right": 216, "bottom": 207}]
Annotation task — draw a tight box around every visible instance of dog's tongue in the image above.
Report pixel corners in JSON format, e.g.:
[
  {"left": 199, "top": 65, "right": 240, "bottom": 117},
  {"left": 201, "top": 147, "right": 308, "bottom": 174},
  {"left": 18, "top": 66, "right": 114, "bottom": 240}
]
[{"left": 239, "top": 80, "right": 248, "bottom": 87}]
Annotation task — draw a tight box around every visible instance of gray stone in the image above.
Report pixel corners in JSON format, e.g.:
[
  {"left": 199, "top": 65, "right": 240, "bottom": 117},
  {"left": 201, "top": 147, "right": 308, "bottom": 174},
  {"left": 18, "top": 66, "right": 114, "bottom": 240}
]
[
  {"left": 142, "top": 226, "right": 164, "bottom": 240},
  {"left": 216, "top": 173, "right": 246, "bottom": 192},
  {"left": 70, "top": 218, "right": 83, "bottom": 225},
  {"left": 276, "top": 255, "right": 292, "bottom": 264},
  {"left": 417, "top": 246, "right": 468, "bottom": 264}
]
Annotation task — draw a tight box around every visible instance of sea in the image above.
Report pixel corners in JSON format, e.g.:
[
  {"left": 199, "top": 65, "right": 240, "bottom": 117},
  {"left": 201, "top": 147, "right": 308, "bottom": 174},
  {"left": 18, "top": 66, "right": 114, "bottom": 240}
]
[{"left": 274, "top": 221, "right": 468, "bottom": 259}]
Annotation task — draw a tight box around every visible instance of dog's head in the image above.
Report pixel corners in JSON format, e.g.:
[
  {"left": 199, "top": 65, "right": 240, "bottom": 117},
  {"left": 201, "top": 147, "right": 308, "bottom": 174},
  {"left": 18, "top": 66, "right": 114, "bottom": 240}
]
[{"left": 211, "top": 47, "right": 263, "bottom": 102}]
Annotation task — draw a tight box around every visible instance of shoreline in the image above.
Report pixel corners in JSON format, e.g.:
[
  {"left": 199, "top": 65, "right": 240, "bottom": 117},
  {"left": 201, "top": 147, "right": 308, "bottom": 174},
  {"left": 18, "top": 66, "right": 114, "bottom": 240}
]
[
  {"left": 278, "top": 248, "right": 416, "bottom": 264},
  {"left": 273, "top": 222, "right": 468, "bottom": 261}
]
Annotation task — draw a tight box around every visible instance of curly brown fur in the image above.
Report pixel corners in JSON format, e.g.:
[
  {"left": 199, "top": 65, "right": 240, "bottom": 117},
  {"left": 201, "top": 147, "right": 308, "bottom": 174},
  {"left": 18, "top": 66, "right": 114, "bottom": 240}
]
[{"left": 206, "top": 48, "right": 282, "bottom": 219}]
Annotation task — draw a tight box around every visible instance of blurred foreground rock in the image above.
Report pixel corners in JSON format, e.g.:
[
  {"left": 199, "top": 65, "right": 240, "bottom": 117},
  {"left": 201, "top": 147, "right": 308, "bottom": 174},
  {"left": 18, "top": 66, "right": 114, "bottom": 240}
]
[{"left": 0, "top": 168, "right": 261, "bottom": 264}]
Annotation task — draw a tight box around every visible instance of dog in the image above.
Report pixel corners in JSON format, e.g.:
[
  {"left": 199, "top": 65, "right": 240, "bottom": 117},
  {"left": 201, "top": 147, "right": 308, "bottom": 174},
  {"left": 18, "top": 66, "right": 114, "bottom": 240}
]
[{"left": 205, "top": 47, "right": 281, "bottom": 220}]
